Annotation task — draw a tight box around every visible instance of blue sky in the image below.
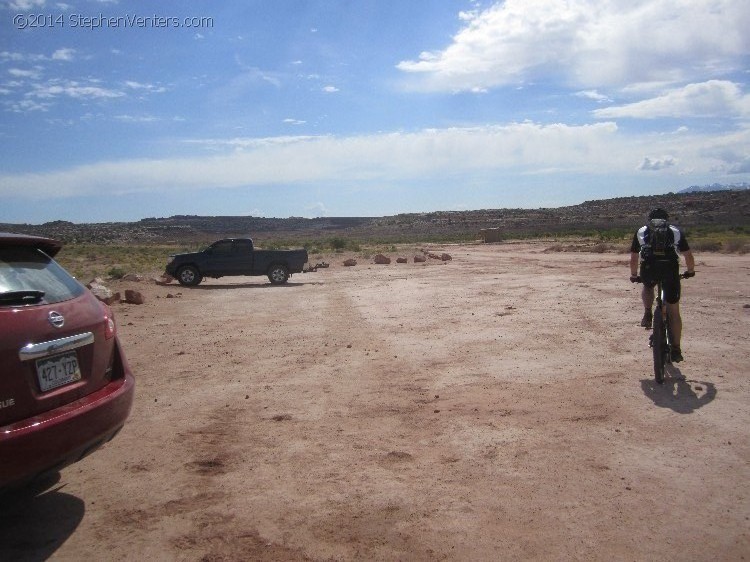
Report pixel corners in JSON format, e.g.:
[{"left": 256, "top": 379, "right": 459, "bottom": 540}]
[{"left": 1, "top": 0, "right": 749, "bottom": 224}]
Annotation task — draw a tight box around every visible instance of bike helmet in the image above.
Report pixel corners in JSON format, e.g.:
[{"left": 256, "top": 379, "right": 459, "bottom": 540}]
[{"left": 648, "top": 208, "right": 669, "bottom": 220}]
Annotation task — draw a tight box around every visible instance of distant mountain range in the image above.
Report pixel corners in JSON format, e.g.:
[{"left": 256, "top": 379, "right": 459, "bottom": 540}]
[
  {"left": 679, "top": 182, "right": 749, "bottom": 193},
  {"left": 2, "top": 189, "right": 749, "bottom": 244}
]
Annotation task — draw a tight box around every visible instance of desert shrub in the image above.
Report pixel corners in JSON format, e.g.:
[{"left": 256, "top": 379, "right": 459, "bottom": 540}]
[
  {"left": 589, "top": 243, "right": 614, "bottom": 253},
  {"left": 723, "top": 237, "right": 749, "bottom": 254},
  {"left": 107, "top": 266, "right": 126, "bottom": 279},
  {"left": 329, "top": 237, "right": 347, "bottom": 250},
  {"left": 689, "top": 239, "right": 722, "bottom": 252}
]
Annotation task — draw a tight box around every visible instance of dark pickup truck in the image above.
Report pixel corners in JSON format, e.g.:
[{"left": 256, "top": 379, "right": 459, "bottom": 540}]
[{"left": 165, "top": 238, "right": 308, "bottom": 286}]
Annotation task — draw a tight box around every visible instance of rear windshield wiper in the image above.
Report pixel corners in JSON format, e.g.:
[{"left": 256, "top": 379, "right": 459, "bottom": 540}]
[{"left": 0, "top": 290, "right": 46, "bottom": 305}]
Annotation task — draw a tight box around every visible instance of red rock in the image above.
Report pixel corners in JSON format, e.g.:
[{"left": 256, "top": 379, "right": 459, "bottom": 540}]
[{"left": 124, "top": 289, "right": 145, "bottom": 305}]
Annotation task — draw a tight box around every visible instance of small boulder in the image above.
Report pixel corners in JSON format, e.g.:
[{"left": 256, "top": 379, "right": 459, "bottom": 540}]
[
  {"left": 122, "top": 273, "right": 144, "bottom": 282},
  {"left": 154, "top": 274, "right": 174, "bottom": 285},
  {"left": 124, "top": 289, "right": 145, "bottom": 305},
  {"left": 88, "top": 281, "right": 120, "bottom": 305},
  {"left": 396, "top": 257, "right": 408, "bottom": 264},
  {"left": 373, "top": 254, "right": 391, "bottom": 265},
  {"left": 103, "top": 292, "right": 121, "bottom": 305},
  {"left": 413, "top": 255, "right": 426, "bottom": 263},
  {"left": 441, "top": 253, "right": 452, "bottom": 261},
  {"left": 343, "top": 258, "right": 357, "bottom": 267}
]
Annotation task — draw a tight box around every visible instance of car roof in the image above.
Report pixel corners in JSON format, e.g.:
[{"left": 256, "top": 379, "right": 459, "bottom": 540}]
[{"left": 0, "top": 232, "right": 63, "bottom": 258}]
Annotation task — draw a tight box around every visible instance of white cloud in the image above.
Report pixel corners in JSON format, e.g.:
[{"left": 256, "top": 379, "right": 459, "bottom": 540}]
[
  {"left": 593, "top": 80, "right": 750, "bottom": 119},
  {"left": 397, "top": 0, "right": 750, "bottom": 92},
  {"left": 575, "top": 90, "right": 611, "bottom": 103},
  {"left": 639, "top": 156, "right": 677, "bottom": 171},
  {"left": 726, "top": 157, "right": 750, "bottom": 174},
  {"left": 7, "top": 0, "right": 46, "bottom": 10},
  {"left": 8, "top": 67, "right": 42, "bottom": 79},
  {"left": 0, "top": 52, "right": 28, "bottom": 62},
  {"left": 29, "top": 80, "right": 124, "bottom": 100},
  {"left": 51, "top": 48, "right": 75, "bottom": 61},
  {"left": 1, "top": 49, "right": 75, "bottom": 63},
  {"left": 2, "top": 123, "right": 747, "bottom": 202},
  {"left": 306, "top": 202, "right": 330, "bottom": 217},
  {"left": 114, "top": 114, "right": 160, "bottom": 123},
  {"left": 2, "top": 121, "right": 737, "bottom": 198},
  {"left": 283, "top": 118, "right": 306, "bottom": 125},
  {"left": 6, "top": 98, "right": 51, "bottom": 112},
  {"left": 322, "top": 85, "right": 339, "bottom": 93},
  {"left": 124, "top": 80, "right": 166, "bottom": 93}
]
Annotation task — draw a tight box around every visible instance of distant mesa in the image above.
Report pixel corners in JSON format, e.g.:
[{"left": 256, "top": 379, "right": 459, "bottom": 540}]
[{"left": 2, "top": 188, "right": 748, "bottom": 245}]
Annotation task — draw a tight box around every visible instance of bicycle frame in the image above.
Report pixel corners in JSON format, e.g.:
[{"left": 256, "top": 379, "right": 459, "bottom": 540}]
[
  {"left": 643, "top": 272, "right": 691, "bottom": 383},
  {"left": 650, "top": 279, "right": 672, "bottom": 384}
]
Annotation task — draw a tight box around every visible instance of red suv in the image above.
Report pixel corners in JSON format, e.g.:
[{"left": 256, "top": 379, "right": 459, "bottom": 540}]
[{"left": 0, "top": 233, "right": 134, "bottom": 490}]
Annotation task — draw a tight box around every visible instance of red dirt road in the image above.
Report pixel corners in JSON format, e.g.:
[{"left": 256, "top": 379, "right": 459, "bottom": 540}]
[{"left": 2, "top": 242, "right": 748, "bottom": 560}]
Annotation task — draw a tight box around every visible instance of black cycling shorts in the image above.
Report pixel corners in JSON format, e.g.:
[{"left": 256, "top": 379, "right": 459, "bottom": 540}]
[{"left": 640, "top": 260, "right": 681, "bottom": 303}]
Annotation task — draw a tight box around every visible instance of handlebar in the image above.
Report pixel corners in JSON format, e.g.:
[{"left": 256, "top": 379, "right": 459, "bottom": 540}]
[{"left": 630, "top": 272, "right": 694, "bottom": 283}]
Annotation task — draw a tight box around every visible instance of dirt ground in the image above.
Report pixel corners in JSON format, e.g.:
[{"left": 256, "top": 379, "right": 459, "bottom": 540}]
[{"left": 2, "top": 242, "right": 749, "bottom": 561}]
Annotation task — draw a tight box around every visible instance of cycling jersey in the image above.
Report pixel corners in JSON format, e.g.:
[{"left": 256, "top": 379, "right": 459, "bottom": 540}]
[{"left": 631, "top": 224, "right": 690, "bottom": 304}]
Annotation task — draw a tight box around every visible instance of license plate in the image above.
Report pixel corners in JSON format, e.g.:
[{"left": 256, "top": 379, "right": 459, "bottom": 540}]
[{"left": 36, "top": 352, "right": 82, "bottom": 392}]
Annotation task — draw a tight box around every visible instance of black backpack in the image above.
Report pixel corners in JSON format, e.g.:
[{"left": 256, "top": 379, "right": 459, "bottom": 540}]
[{"left": 640, "top": 218, "right": 677, "bottom": 281}]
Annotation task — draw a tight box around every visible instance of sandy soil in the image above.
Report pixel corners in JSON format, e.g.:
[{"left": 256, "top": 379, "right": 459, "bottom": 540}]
[{"left": 2, "top": 242, "right": 749, "bottom": 561}]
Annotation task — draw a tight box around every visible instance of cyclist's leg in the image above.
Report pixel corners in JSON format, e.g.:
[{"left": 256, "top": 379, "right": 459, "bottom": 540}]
[
  {"left": 641, "top": 283, "right": 655, "bottom": 308},
  {"left": 666, "top": 302, "right": 682, "bottom": 347},
  {"left": 664, "top": 272, "right": 683, "bottom": 360},
  {"left": 640, "top": 283, "right": 655, "bottom": 327}
]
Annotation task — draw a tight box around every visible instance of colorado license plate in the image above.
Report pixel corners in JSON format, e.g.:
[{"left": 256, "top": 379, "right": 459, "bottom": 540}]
[{"left": 36, "top": 351, "right": 82, "bottom": 392}]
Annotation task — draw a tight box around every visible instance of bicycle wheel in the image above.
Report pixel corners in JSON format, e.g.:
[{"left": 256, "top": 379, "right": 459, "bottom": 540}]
[
  {"left": 665, "top": 312, "right": 674, "bottom": 365},
  {"left": 652, "top": 309, "right": 666, "bottom": 384}
]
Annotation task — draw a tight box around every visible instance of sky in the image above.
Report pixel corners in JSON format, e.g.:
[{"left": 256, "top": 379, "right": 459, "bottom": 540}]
[{"left": 0, "top": 0, "right": 749, "bottom": 224}]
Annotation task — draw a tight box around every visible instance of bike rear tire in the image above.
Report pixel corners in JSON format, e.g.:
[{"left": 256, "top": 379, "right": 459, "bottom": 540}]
[{"left": 652, "top": 310, "right": 666, "bottom": 384}]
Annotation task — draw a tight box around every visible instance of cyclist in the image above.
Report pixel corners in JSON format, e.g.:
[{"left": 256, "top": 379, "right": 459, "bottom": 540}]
[{"left": 629, "top": 208, "right": 695, "bottom": 362}]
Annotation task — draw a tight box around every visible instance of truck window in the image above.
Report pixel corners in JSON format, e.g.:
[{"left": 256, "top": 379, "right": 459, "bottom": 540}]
[
  {"left": 234, "top": 240, "right": 252, "bottom": 253},
  {"left": 211, "top": 241, "right": 233, "bottom": 255}
]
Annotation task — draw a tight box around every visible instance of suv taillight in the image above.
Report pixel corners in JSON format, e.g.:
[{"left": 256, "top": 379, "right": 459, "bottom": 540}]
[{"left": 100, "top": 302, "right": 116, "bottom": 340}]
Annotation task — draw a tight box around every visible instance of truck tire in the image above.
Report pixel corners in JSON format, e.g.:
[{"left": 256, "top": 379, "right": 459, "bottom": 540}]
[
  {"left": 268, "top": 264, "right": 289, "bottom": 285},
  {"left": 176, "top": 265, "right": 202, "bottom": 286}
]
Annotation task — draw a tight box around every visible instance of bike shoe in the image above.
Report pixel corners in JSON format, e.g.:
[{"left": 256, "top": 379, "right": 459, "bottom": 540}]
[
  {"left": 640, "top": 310, "right": 653, "bottom": 329},
  {"left": 671, "top": 347, "right": 684, "bottom": 363}
]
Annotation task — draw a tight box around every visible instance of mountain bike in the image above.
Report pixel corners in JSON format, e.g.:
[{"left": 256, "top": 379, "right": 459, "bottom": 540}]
[{"left": 633, "top": 272, "right": 693, "bottom": 384}]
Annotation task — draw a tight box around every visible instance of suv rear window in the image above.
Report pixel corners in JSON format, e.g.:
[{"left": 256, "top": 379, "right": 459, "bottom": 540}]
[{"left": 0, "top": 247, "right": 84, "bottom": 305}]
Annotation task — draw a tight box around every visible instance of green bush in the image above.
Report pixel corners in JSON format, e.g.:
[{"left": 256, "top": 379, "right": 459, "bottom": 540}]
[
  {"left": 329, "top": 237, "right": 347, "bottom": 250},
  {"left": 107, "top": 267, "right": 126, "bottom": 279},
  {"left": 724, "top": 237, "right": 749, "bottom": 254}
]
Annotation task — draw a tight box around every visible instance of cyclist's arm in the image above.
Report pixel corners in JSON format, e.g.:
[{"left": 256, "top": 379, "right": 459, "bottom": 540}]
[
  {"left": 630, "top": 251, "right": 639, "bottom": 276},
  {"left": 684, "top": 249, "right": 695, "bottom": 273}
]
